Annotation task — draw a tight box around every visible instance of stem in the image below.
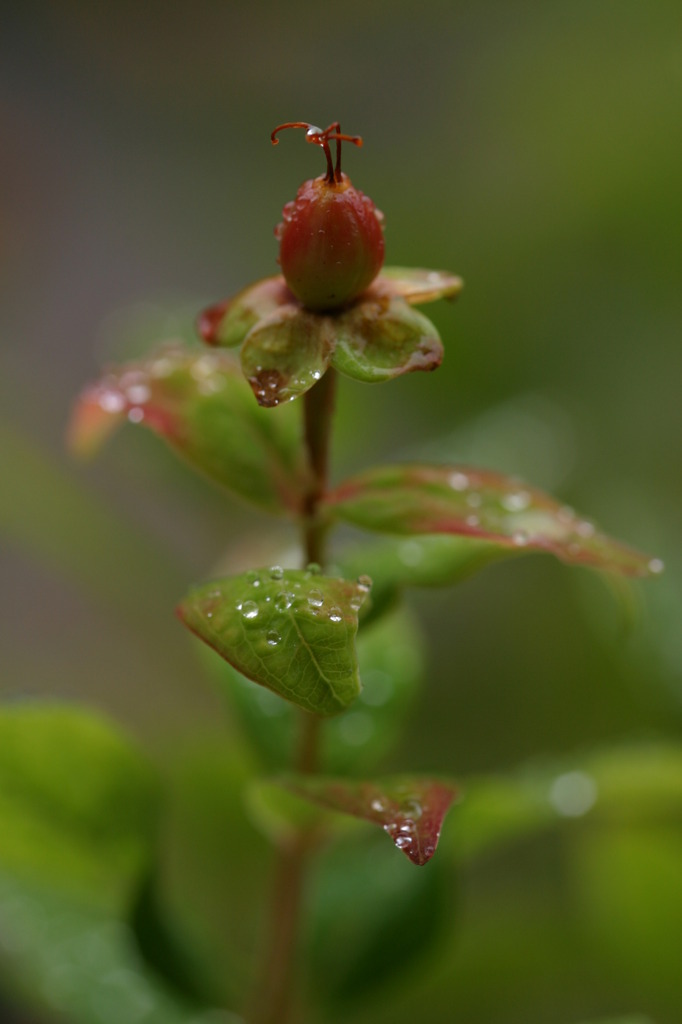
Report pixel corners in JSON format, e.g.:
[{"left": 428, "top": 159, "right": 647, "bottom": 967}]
[{"left": 249, "top": 370, "right": 336, "bottom": 1024}]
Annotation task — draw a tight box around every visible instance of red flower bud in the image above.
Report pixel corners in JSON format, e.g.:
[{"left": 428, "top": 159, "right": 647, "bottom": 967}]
[{"left": 271, "top": 122, "right": 385, "bottom": 312}]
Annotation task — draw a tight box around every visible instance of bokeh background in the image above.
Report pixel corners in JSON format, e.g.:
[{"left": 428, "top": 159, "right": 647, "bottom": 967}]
[{"left": 1, "top": 3, "right": 681, "bottom": 1023}]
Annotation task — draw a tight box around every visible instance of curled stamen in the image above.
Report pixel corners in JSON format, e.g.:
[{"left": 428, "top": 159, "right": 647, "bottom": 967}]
[{"left": 271, "top": 121, "right": 363, "bottom": 182}]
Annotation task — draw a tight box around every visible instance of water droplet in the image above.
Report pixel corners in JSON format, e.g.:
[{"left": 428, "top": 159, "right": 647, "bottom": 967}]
[
  {"left": 448, "top": 470, "right": 469, "bottom": 492},
  {"left": 549, "top": 771, "right": 597, "bottom": 817},
  {"left": 370, "top": 798, "right": 386, "bottom": 813},
  {"left": 512, "top": 530, "right": 529, "bottom": 546},
  {"left": 648, "top": 557, "right": 665, "bottom": 574},
  {"left": 575, "top": 520, "right": 596, "bottom": 538},
  {"left": 402, "top": 800, "right": 423, "bottom": 820},
  {"left": 127, "top": 407, "right": 144, "bottom": 423},
  {"left": 398, "top": 819, "right": 416, "bottom": 834},
  {"left": 501, "top": 489, "right": 531, "bottom": 512},
  {"left": 275, "top": 591, "right": 294, "bottom": 612},
  {"left": 328, "top": 606, "right": 343, "bottom": 622},
  {"left": 349, "top": 594, "right": 363, "bottom": 610},
  {"left": 126, "top": 383, "right": 151, "bottom": 405},
  {"left": 269, "top": 565, "right": 284, "bottom": 580},
  {"left": 357, "top": 575, "right": 372, "bottom": 592},
  {"left": 394, "top": 835, "right": 413, "bottom": 849},
  {"left": 266, "top": 630, "right": 280, "bottom": 646},
  {"left": 465, "top": 514, "right": 480, "bottom": 528},
  {"left": 466, "top": 491, "right": 482, "bottom": 508},
  {"left": 308, "top": 588, "right": 324, "bottom": 609},
  {"left": 240, "top": 601, "right": 259, "bottom": 620},
  {"left": 306, "top": 562, "right": 322, "bottom": 575},
  {"left": 245, "top": 570, "right": 259, "bottom": 583},
  {"left": 98, "top": 390, "right": 126, "bottom": 413}
]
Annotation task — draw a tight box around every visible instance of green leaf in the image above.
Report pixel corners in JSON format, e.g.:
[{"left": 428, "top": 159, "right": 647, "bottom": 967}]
[
  {"left": 341, "top": 534, "right": 508, "bottom": 624},
  {"left": 325, "top": 463, "right": 661, "bottom": 577},
  {"left": 240, "top": 305, "right": 334, "bottom": 406},
  {"left": 203, "top": 603, "right": 424, "bottom": 774},
  {"left": 306, "top": 832, "right": 454, "bottom": 1008},
  {"left": 331, "top": 296, "right": 443, "bottom": 383},
  {"left": 0, "top": 873, "right": 238, "bottom": 1024},
  {"left": 177, "top": 568, "right": 369, "bottom": 716},
  {"left": 281, "top": 775, "right": 458, "bottom": 865},
  {"left": 197, "top": 275, "right": 292, "bottom": 347},
  {"left": 69, "top": 344, "right": 307, "bottom": 514},
  {"left": 375, "top": 266, "right": 464, "bottom": 304},
  {"left": 0, "top": 704, "right": 159, "bottom": 911}
]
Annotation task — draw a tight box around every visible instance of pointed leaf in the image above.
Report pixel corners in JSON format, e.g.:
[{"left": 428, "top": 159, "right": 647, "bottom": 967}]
[
  {"left": 325, "top": 464, "right": 662, "bottom": 577},
  {"left": 331, "top": 296, "right": 443, "bottom": 383},
  {"left": 197, "top": 275, "right": 291, "bottom": 347},
  {"left": 373, "top": 266, "right": 464, "bottom": 304},
  {"left": 282, "top": 775, "right": 457, "bottom": 865},
  {"left": 177, "top": 568, "right": 369, "bottom": 716},
  {"left": 240, "top": 305, "right": 334, "bottom": 406},
  {"left": 69, "top": 344, "right": 307, "bottom": 514}
]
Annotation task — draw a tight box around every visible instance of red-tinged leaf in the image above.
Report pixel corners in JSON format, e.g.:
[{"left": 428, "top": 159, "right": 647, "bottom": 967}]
[
  {"left": 282, "top": 775, "right": 457, "bottom": 865},
  {"left": 68, "top": 344, "right": 307, "bottom": 514},
  {"left": 178, "top": 568, "right": 370, "bottom": 717},
  {"left": 324, "top": 464, "right": 662, "bottom": 578},
  {"left": 198, "top": 275, "right": 292, "bottom": 347},
  {"left": 240, "top": 305, "right": 335, "bottom": 407},
  {"left": 372, "top": 267, "right": 463, "bottom": 305},
  {"left": 331, "top": 296, "right": 443, "bottom": 383}
]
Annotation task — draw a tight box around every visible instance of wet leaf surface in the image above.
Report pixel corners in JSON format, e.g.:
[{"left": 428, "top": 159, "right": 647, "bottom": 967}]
[
  {"left": 178, "top": 568, "right": 370, "bottom": 716},
  {"left": 240, "top": 306, "right": 334, "bottom": 406},
  {"left": 282, "top": 775, "right": 457, "bottom": 865},
  {"left": 68, "top": 344, "right": 307, "bottom": 514},
  {"left": 197, "top": 275, "right": 293, "bottom": 348},
  {"left": 325, "top": 464, "right": 661, "bottom": 577},
  {"left": 331, "top": 296, "right": 443, "bottom": 383},
  {"left": 373, "top": 266, "right": 464, "bottom": 304}
]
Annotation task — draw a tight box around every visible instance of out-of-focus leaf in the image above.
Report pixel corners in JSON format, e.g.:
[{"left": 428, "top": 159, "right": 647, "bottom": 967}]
[
  {"left": 281, "top": 775, "right": 457, "bottom": 865},
  {"left": 331, "top": 297, "right": 443, "bottom": 383},
  {"left": 68, "top": 344, "right": 306, "bottom": 514},
  {"left": 198, "top": 276, "right": 293, "bottom": 348},
  {"left": 240, "top": 306, "right": 334, "bottom": 406},
  {"left": 204, "top": 603, "right": 423, "bottom": 774},
  {"left": 178, "top": 568, "right": 369, "bottom": 716},
  {"left": 325, "top": 463, "right": 661, "bottom": 577},
  {"left": 0, "top": 704, "right": 159, "bottom": 911},
  {"left": 305, "top": 832, "right": 455, "bottom": 1009},
  {"left": 374, "top": 267, "right": 464, "bottom": 304},
  {"left": 152, "top": 739, "right": 271, "bottom": 1010},
  {"left": 0, "top": 874, "right": 239, "bottom": 1024},
  {"left": 245, "top": 778, "right": 336, "bottom": 849},
  {"left": 340, "top": 533, "right": 508, "bottom": 624}
]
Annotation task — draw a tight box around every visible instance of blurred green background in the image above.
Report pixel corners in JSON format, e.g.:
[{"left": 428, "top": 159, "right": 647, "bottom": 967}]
[{"left": 1, "top": 3, "right": 681, "bottom": 1023}]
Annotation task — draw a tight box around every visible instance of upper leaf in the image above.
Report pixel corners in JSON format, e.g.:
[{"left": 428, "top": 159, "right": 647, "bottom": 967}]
[
  {"left": 331, "top": 296, "right": 443, "bottom": 383},
  {"left": 198, "top": 276, "right": 293, "bottom": 348},
  {"left": 325, "top": 464, "right": 662, "bottom": 577},
  {"left": 68, "top": 344, "right": 307, "bottom": 514},
  {"left": 282, "top": 775, "right": 458, "bottom": 865},
  {"left": 177, "top": 568, "right": 370, "bottom": 716},
  {"left": 240, "top": 305, "right": 335, "bottom": 407}
]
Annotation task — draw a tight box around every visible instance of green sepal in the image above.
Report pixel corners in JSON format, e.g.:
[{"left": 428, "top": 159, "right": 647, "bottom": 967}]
[
  {"left": 240, "top": 306, "right": 335, "bottom": 406},
  {"left": 178, "top": 568, "right": 369, "bottom": 716},
  {"left": 197, "top": 275, "right": 291, "bottom": 348},
  {"left": 374, "top": 266, "right": 463, "bottom": 304},
  {"left": 331, "top": 296, "right": 443, "bottom": 383}
]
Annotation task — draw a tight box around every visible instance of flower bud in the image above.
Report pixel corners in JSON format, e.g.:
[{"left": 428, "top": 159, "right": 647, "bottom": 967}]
[{"left": 272, "top": 122, "right": 385, "bottom": 312}]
